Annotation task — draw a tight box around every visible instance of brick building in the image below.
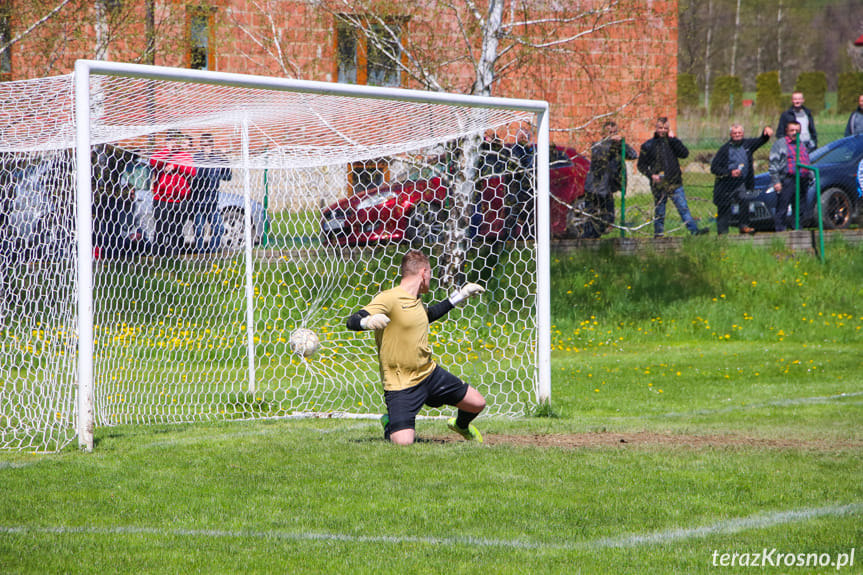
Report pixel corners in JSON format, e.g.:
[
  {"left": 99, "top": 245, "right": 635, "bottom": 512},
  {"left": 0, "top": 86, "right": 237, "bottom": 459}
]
[{"left": 1, "top": 0, "right": 677, "bottom": 148}]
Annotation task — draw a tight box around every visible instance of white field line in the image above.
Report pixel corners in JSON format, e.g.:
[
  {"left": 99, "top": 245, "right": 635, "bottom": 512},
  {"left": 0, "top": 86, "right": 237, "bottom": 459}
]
[
  {"left": 658, "top": 391, "right": 863, "bottom": 418},
  {"left": 1, "top": 503, "right": 860, "bottom": 551},
  {"left": 0, "top": 461, "right": 37, "bottom": 470}
]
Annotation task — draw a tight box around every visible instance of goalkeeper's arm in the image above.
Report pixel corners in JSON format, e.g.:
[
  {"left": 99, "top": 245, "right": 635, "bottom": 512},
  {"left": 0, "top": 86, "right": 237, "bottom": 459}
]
[
  {"left": 427, "top": 283, "right": 485, "bottom": 323},
  {"left": 346, "top": 309, "right": 390, "bottom": 331}
]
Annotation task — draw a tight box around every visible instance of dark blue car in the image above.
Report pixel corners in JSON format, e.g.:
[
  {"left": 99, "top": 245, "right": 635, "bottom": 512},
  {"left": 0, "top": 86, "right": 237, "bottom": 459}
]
[{"left": 731, "top": 135, "right": 863, "bottom": 230}]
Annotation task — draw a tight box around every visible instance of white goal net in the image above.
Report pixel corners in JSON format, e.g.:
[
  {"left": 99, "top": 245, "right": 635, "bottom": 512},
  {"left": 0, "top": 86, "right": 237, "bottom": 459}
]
[{"left": 0, "top": 61, "right": 555, "bottom": 452}]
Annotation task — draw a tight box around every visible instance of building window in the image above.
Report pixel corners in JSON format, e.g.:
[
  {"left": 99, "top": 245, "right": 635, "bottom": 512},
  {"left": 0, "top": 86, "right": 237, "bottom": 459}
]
[
  {"left": 336, "top": 18, "right": 403, "bottom": 87},
  {"left": 336, "top": 22, "right": 358, "bottom": 84},
  {"left": 187, "top": 6, "right": 215, "bottom": 70},
  {"left": 0, "top": 7, "right": 11, "bottom": 81}
]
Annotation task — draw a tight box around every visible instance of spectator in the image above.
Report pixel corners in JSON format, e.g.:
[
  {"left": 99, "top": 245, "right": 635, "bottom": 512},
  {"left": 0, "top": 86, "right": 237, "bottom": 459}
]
[
  {"left": 768, "top": 121, "right": 813, "bottom": 232},
  {"left": 191, "top": 133, "right": 232, "bottom": 253},
  {"left": 150, "top": 131, "right": 196, "bottom": 255},
  {"left": 509, "top": 126, "right": 535, "bottom": 238},
  {"left": 710, "top": 123, "right": 773, "bottom": 235},
  {"left": 777, "top": 92, "right": 817, "bottom": 151},
  {"left": 583, "top": 120, "right": 637, "bottom": 238},
  {"left": 473, "top": 130, "right": 511, "bottom": 239},
  {"left": 93, "top": 184, "right": 149, "bottom": 259},
  {"left": 845, "top": 94, "right": 863, "bottom": 137},
  {"left": 637, "top": 116, "right": 709, "bottom": 237},
  {"left": 511, "top": 126, "right": 535, "bottom": 168}
]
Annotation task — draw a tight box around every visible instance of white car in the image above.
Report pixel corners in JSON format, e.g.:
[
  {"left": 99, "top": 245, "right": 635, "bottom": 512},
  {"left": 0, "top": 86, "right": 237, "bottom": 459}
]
[{"left": 5, "top": 148, "right": 268, "bottom": 261}]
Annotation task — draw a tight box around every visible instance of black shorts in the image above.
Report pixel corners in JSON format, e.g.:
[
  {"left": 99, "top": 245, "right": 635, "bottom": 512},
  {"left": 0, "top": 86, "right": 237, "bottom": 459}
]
[{"left": 383, "top": 366, "right": 468, "bottom": 437}]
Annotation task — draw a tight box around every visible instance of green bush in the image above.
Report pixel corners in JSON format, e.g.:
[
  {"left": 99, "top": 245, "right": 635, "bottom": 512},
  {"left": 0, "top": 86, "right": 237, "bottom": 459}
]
[
  {"left": 794, "top": 71, "right": 827, "bottom": 114},
  {"left": 677, "top": 73, "right": 700, "bottom": 113},
  {"left": 709, "top": 75, "right": 742, "bottom": 116},
  {"left": 836, "top": 72, "right": 863, "bottom": 114},
  {"left": 755, "top": 71, "right": 783, "bottom": 116}
]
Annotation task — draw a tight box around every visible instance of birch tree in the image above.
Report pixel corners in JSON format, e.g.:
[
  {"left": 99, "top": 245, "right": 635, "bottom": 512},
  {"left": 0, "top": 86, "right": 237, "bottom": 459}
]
[
  {"left": 703, "top": 0, "right": 713, "bottom": 110},
  {"left": 330, "top": 0, "right": 644, "bottom": 282},
  {"left": 730, "top": 0, "right": 741, "bottom": 77},
  {"left": 776, "top": 0, "right": 784, "bottom": 87},
  {"left": 227, "top": 0, "right": 651, "bottom": 280}
]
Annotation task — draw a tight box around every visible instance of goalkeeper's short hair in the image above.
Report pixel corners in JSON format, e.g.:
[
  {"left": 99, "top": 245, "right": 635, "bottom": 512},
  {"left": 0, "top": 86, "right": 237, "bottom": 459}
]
[{"left": 401, "top": 249, "right": 429, "bottom": 279}]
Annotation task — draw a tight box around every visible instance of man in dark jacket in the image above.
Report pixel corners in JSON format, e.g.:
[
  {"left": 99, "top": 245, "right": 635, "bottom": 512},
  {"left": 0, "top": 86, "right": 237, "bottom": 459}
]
[
  {"left": 191, "top": 133, "right": 232, "bottom": 253},
  {"left": 637, "top": 117, "right": 708, "bottom": 237},
  {"left": 845, "top": 94, "right": 863, "bottom": 137},
  {"left": 777, "top": 92, "right": 817, "bottom": 151},
  {"left": 710, "top": 123, "right": 773, "bottom": 235},
  {"left": 582, "top": 120, "right": 638, "bottom": 238}
]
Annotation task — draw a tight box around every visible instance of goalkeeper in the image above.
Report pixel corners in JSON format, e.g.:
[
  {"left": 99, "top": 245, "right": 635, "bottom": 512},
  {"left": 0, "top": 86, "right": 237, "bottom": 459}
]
[{"left": 346, "top": 249, "right": 486, "bottom": 445}]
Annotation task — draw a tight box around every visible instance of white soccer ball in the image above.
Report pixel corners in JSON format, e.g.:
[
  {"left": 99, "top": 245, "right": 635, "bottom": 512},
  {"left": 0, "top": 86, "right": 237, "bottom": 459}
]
[{"left": 290, "top": 328, "right": 321, "bottom": 358}]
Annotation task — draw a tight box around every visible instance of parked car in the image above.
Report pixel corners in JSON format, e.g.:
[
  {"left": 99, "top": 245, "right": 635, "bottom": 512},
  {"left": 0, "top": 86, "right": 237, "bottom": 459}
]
[
  {"left": 731, "top": 135, "right": 863, "bottom": 231},
  {"left": 120, "top": 156, "right": 268, "bottom": 253},
  {"left": 4, "top": 146, "right": 267, "bottom": 262},
  {"left": 320, "top": 144, "right": 589, "bottom": 246}
]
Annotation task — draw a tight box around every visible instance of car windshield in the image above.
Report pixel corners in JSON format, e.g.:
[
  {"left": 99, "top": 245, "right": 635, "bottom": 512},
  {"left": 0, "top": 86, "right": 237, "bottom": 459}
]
[
  {"left": 401, "top": 160, "right": 449, "bottom": 183},
  {"left": 809, "top": 138, "right": 863, "bottom": 166}
]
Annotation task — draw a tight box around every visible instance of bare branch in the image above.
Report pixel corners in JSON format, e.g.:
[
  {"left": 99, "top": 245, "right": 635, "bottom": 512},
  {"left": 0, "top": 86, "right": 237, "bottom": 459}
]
[
  {"left": 499, "top": 1, "right": 620, "bottom": 31},
  {"left": 509, "top": 18, "right": 637, "bottom": 50},
  {"left": 225, "top": 2, "right": 304, "bottom": 78},
  {"left": 0, "top": 0, "right": 74, "bottom": 55},
  {"left": 551, "top": 91, "right": 647, "bottom": 135}
]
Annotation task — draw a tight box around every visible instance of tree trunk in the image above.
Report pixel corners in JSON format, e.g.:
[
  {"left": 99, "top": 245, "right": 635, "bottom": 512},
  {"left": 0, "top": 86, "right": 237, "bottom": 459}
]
[
  {"left": 730, "top": 0, "right": 741, "bottom": 76},
  {"left": 144, "top": 0, "right": 155, "bottom": 65},
  {"left": 704, "top": 0, "right": 713, "bottom": 109},
  {"left": 776, "top": 0, "right": 783, "bottom": 87},
  {"left": 473, "top": 0, "right": 504, "bottom": 96},
  {"left": 441, "top": 0, "right": 505, "bottom": 287}
]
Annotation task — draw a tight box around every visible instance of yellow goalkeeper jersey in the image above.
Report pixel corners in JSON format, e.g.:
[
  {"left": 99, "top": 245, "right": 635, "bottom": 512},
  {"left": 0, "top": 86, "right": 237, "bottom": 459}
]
[{"left": 363, "top": 286, "right": 436, "bottom": 391}]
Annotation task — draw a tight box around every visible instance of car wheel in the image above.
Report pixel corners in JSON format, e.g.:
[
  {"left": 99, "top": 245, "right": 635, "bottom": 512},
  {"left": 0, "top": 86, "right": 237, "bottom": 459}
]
[
  {"left": 405, "top": 202, "right": 448, "bottom": 245},
  {"left": 220, "top": 208, "right": 255, "bottom": 251},
  {"left": 820, "top": 187, "right": 852, "bottom": 230}
]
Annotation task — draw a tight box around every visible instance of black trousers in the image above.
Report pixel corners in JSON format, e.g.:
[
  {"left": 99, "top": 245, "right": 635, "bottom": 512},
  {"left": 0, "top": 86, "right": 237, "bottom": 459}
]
[
  {"left": 583, "top": 192, "right": 614, "bottom": 238},
  {"left": 715, "top": 199, "right": 750, "bottom": 235},
  {"left": 773, "top": 175, "right": 797, "bottom": 232},
  {"left": 154, "top": 201, "right": 189, "bottom": 256}
]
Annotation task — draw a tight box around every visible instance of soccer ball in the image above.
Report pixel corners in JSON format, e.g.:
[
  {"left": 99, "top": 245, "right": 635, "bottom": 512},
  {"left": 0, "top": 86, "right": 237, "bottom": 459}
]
[{"left": 290, "top": 328, "right": 320, "bottom": 358}]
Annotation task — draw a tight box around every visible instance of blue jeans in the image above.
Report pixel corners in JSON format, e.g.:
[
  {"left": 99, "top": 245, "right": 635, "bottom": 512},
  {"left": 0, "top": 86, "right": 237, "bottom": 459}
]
[
  {"left": 194, "top": 207, "right": 223, "bottom": 252},
  {"left": 653, "top": 185, "right": 699, "bottom": 236}
]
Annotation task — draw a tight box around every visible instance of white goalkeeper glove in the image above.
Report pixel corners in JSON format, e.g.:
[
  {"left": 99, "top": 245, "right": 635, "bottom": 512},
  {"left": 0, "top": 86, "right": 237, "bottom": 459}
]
[
  {"left": 449, "top": 282, "right": 485, "bottom": 306},
  {"left": 360, "top": 313, "right": 390, "bottom": 330}
]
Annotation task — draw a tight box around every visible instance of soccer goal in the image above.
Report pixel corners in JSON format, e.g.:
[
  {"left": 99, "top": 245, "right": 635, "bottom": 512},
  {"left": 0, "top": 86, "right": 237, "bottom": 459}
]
[{"left": 0, "top": 60, "right": 552, "bottom": 452}]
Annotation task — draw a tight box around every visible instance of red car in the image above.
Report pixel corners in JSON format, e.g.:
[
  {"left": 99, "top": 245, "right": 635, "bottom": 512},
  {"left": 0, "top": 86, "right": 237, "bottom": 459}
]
[{"left": 320, "top": 145, "right": 589, "bottom": 246}]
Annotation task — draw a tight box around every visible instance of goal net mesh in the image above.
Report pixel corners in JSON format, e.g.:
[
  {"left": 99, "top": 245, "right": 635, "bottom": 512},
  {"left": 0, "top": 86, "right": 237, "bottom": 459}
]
[{"left": 0, "top": 68, "right": 557, "bottom": 452}]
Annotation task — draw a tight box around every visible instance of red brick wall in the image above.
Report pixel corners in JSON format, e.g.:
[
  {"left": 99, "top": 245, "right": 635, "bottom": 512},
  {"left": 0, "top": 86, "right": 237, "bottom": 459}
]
[{"left": 5, "top": 0, "right": 678, "bottom": 151}]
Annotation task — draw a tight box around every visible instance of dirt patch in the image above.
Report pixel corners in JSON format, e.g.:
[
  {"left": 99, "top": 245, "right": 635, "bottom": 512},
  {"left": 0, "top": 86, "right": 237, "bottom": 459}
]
[{"left": 421, "top": 431, "right": 862, "bottom": 451}]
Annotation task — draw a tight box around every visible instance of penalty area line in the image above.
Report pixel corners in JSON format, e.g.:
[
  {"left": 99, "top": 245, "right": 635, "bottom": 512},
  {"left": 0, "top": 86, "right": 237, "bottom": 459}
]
[
  {"left": 659, "top": 390, "right": 863, "bottom": 418},
  {"left": 1, "top": 503, "right": 860, "bottom": 552},
  {"left": 584, "top": 503, "right": 863, "bottom": 549}
]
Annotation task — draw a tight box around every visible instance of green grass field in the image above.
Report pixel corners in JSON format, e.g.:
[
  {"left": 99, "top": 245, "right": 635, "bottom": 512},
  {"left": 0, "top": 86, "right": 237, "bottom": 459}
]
[{"left": 2, "top": 241, "right": 862, "bottom": 574}]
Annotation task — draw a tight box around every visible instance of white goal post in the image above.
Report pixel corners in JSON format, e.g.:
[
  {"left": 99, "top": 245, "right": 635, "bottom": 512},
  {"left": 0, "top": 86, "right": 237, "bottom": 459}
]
[{"left": 0, "top": 60, "right": 552, "bottom": 452}]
